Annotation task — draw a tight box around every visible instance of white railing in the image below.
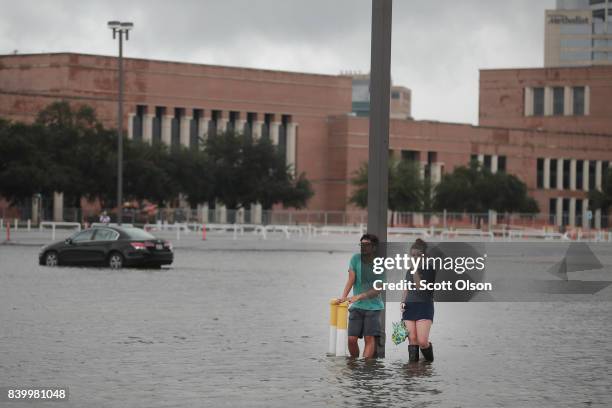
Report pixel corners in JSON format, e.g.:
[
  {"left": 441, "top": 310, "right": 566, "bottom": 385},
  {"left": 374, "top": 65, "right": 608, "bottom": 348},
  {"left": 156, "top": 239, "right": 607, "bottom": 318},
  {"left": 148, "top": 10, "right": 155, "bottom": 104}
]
[{"left": 39, "top": 221, "right": 81, "bottom": 241}]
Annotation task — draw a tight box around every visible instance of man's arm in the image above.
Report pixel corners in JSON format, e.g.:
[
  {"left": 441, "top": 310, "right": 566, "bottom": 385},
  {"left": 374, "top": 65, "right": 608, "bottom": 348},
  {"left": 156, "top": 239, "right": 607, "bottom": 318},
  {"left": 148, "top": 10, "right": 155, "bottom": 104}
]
[
  {"left": 337, "top": 269, "right": 356, "bottom": 303},
  {"left": 349, "top": 287, "right": 381, "bottom": 303}
]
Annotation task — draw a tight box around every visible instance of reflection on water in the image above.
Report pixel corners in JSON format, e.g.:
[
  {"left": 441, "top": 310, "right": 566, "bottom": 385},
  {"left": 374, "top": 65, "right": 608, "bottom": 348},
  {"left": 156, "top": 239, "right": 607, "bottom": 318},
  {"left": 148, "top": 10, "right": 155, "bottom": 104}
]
[{"left": 326, "top": 357, "right": 438, "bottom": 407}]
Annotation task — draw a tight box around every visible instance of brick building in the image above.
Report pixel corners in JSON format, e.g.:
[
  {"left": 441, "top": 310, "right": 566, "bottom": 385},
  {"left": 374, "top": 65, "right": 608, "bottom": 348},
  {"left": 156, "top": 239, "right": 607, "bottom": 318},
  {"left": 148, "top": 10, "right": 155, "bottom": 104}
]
[{"left": 1, "top": 53, "right": 611, "bottom": 227}]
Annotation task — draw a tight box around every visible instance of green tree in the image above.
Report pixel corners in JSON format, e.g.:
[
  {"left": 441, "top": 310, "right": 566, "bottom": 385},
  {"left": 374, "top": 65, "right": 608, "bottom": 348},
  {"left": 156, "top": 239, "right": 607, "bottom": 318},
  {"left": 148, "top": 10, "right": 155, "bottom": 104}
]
[
  {"left": 206, "top": 130, "right": 313, "bottom": 211},
  {"left": 588, "top": 168, "right": 612, "bottom": 213},
  {"left": 434, "top": 161, "right": 538, "bottom": 213},
  {"left": 349, "top": 159, "right": 424, "bottom": 211}
]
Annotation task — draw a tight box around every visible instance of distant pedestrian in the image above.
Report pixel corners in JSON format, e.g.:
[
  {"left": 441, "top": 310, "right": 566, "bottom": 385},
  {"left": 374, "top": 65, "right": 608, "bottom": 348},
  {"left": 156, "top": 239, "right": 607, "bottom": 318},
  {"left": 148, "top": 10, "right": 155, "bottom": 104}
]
[{"left": 99, "top": 211, "right": 111, "bottom": 225}]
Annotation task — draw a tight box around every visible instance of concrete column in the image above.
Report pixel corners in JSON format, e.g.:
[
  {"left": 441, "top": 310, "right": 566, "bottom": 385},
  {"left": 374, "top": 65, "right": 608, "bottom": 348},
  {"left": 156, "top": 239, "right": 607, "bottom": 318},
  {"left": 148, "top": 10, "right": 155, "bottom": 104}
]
[
  {"left": 431, "top": 163, "right": 443, "bottom": 185},
  {"left": 250, "top": 203, "right": 262, "bottom": 224},
  {"left": 595, "top": 209, "right": 601, "bottom": 229},
  {"left": 583, "top": 199, "right": 590, "bottom": 229},
  {"left": 564, "top": 86, "right": 573, "bottom": 116},
  {"left": 127, "top": 113, "right": 135, "bottom": 140},
  {"left": 216, "top": 203, "right": 227, "bottom": 224},
  {"left": 557, "top": 159, "right": 564, "bottom": 191},
  {"left": 198, "top": 203, "right": 209, "bottom": 224},
  {"left": 235, "top": 119, "right": 246, "bottom": 135},
  {"left": 569, "top": 198, "right": 576, "bottom": 227},
  {"left": 524, "top": 87, "right": 534, "bottom": 116},
  {"left": 556, "top": 197, "right": 563, "bottom": 227},
  {"left": 198, "top": 118, "right": 209, "bottom": 145},
  {"left": 544, "top": 158, "right": 551, "bottom": 189},
  {"left": 286, "top": 122, "right": 297, "bottom": 175},
  {"left": 270, "top": 122, "right": 280, "bottom": 145},
  {"left": 32, "top": 195, "right": 40, "bottom": 225},
  {"left": 595, "top": 160, "right": 602, "bottom": 190},
  {"left": 252, "top": 121, "right": 264, "bottom": 140},
  {"left": 491, "top": 155, "right": 498, "bottom": 174},
  {"left": 585, "top": 86, "right": 590, "bottom": 115},
  {"left": 161, "top": 115, "right": 173, "bottom": 146},
  {"left": 53, "top": 192, "right": 64, "bottom": 222},
  {"left": 419, "top": 162, "right": 427, "bottom": 180},
  {"left": 180, "top": 116, "right": 192, "bottom": 147},
  {"left": 583, "top": 160, "right": 590, "bottom": 192},
  {"left": 217, "top": 118, "right": 228, "bottom": 133},
  {"left": 143, "top": 113, "right": 154, "bottom": 144},
  {"left": 236, "top": 208, "right": 245, "bottom": 224},
  {"left": 477, "top": 154, "right": 484, "bottom": 164},
  {"left": 570, "top": 159, "right": 577, "bottom": 190},
  {"left": 544, "top": 87, "right": 553, "bottom": 116}
]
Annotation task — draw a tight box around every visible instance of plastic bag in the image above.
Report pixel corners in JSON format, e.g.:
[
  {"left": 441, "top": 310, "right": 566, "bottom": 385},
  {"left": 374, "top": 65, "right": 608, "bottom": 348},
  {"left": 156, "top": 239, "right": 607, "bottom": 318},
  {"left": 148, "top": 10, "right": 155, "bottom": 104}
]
[{"left": 391, "top": 321, "right": 408, "bottom": 345}]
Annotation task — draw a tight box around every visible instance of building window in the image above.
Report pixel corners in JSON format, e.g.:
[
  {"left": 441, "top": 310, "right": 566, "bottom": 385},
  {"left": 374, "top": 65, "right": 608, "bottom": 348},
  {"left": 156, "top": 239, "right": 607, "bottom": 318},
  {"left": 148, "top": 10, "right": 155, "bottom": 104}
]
[
  {"left": 550, "top": 159, "right": 558, "bottom": 189},
  {"left": 573, "top": 87, "right": 585, "bottom": 116},
  {"left": 133, "top": 105, "right": 145, "bottom": 142},
  {"left": 171, "top": 108, "right": 183, "bottom": 149},
  {"left": 563, "top": 159, "right": 570, "bottom": 190},
  {"left": 391, "top": 91, "right": 401, "bottom": 100},
  {"left": 589, "top": 0, "right": 605, "bottom": 5},
  {"left": 402, "top": 150, "right": 420, "bottom": 162},
  {"left": 262, "top": 113, "right": 272, "bottom": 140},
  {"left": 498, "top": 156, "right": 506, "bottom": 173},
  {"left": 549, "top": 198, "right": 556, "bottom": 225},
  {"left": 576, "top": 199, "right": 583, "bottom": 226},
  {"left": 561, "top": 38, "right": 591, "bottom": 47},
  {"left": 560, "top": 24, "right": 591, "bottom": 35},
  {"left": 533, "top": 87, "right": 544, "bottom": 116},
  {"left": 553, "top": 87, "right": 564, "bottom": 116},
  {"left": 537, "top": 158, "right": 544, "bottom": 189},
  {"left": 562, "top": 198, "right": 570, "bottom": 226},
  {"left": 153, "top": 106, "right": 164, "bottom": 144},
  {"left": 484, "top": 155, "right": 492, "bottom": 171},
  {"left": 560, "top": 50, "right": 591, "bottom": 61},
  {"left": 592, "top": 9, "right": 605, "bottom": 22},
  {"left": 190, "top": 109, "right": 202, "bottom": 150},
  {"left": 577, "top": 160, "right": 584, "bottom": 190},
  {"left": 589, "top": 160, "right": 596, "bottom": 190},
  {"left": 593, "top": 52, "right": 608, "bottom": 61}
]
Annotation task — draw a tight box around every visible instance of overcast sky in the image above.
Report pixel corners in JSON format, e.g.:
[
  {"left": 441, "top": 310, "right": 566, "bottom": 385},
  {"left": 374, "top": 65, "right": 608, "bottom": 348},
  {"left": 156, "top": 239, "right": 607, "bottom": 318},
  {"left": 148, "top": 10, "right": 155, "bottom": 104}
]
[{"left": 0, "top": 0, "right": 556, "bottom": 124}]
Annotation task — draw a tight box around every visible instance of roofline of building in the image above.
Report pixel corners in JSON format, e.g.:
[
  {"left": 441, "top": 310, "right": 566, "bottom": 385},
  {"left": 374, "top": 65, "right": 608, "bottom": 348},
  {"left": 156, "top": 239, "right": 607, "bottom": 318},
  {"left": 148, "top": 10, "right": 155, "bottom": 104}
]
[
  {"left": 334, "top": 113, "right": 612, "bottom": 138},
  {"left": 479, "top": 65, "right": 612, "bottom": 73},
  {"left": 0, "top": 51, "right": 348, "bottom": 81}
]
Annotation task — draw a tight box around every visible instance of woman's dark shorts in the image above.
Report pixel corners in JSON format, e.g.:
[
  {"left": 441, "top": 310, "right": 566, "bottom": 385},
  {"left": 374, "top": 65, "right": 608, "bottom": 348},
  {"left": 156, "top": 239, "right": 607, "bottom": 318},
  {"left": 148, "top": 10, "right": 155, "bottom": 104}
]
[
  {"left": 402, "top": 302, "right": 434, "bottom": 322},
  {"left": 348, "top": 308, "right": 382, "bottom": 338}
]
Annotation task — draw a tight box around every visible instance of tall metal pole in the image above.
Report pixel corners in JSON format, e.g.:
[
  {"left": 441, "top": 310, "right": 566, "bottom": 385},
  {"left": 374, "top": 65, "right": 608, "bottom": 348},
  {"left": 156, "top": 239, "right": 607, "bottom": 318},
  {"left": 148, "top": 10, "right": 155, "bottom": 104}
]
[
  {"left": 367, "top": 0, "right": 392, "bottom": 358},
  {"left": 117, "top": 31, "right": 124, "bottom": 225}
]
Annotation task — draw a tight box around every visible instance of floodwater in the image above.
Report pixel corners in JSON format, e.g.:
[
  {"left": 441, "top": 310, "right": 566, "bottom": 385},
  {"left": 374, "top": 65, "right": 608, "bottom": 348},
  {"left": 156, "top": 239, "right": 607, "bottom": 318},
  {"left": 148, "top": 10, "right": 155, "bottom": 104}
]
[{"left": 1, "top": 237, "right": 612, "bottom": 407}]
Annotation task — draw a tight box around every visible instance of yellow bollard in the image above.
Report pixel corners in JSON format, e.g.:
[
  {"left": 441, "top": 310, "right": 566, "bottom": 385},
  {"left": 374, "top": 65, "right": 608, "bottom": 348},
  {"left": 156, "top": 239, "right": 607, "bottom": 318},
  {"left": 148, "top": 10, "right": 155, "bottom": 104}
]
[
  {"left": 328, "top": 299, "right": 338, "bottom": 355},
  {"left": 335, "top": 301, "right": 349, "bottom": 356}
]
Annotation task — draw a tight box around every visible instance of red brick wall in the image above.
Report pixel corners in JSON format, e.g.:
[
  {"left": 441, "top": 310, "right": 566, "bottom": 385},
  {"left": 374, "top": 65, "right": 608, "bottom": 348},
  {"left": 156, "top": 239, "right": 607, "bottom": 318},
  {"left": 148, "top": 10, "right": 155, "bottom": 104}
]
[{"left": 479, "top": 66, "right": 612, "bottom": 135}]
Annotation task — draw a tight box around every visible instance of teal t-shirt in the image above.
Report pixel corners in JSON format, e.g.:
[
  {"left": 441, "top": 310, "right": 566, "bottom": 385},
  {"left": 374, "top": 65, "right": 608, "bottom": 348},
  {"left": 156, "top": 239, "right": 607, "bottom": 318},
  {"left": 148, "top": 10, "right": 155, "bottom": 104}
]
[{"left": 348, "top": 253, "right": 385, "bottom": 310}]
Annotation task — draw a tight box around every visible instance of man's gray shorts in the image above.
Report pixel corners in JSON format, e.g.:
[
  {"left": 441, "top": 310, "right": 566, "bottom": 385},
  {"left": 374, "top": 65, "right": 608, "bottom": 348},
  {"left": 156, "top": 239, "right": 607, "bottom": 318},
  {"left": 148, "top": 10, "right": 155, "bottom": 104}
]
[{"left": 348, "top": 308, "right": 382, "bottom": 338}]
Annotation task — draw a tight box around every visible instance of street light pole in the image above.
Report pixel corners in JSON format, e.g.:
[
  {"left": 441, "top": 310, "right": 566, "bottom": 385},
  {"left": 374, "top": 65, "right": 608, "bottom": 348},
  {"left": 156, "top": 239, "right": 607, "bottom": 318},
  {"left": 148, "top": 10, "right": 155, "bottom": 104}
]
[
  {"left": 108, "top": 20, "right": 133, "bottom": 225},
  {"left": 368, "top": 0, "right": 392, "bottom": 358}
]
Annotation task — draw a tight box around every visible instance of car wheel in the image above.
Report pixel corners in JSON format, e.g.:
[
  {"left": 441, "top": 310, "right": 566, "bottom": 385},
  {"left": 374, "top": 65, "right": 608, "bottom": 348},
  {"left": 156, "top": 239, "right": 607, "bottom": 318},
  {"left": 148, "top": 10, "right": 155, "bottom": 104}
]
[
  {"left": 108, "top": 252, "right": 124, "bottom": 269},
  {"left": 45, "top": 251, "right": 59, "bottom": 267}
]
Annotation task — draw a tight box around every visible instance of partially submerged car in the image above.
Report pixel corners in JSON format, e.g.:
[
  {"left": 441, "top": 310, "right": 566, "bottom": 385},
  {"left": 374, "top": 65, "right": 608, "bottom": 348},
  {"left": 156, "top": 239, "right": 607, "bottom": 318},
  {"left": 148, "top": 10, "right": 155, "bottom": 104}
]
[{"left": 39, "top": 226, "right": 173, "bottom": 269}]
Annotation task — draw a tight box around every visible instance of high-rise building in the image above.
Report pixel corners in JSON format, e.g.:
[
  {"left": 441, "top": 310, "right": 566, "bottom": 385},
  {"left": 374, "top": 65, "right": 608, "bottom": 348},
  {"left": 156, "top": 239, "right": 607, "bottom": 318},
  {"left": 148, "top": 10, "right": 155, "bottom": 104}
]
[
  {"left": 544, "top": 0, "right": 612, "bottom": 66},
  {"left": 347, "top": 73, "right": 411, "bottom": 119}
]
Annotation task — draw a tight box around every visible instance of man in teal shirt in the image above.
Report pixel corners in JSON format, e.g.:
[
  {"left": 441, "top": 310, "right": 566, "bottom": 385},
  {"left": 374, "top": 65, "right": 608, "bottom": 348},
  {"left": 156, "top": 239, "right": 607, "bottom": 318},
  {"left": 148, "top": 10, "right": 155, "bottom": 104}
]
[{"left": 336, "top": 234, "right": 384, "bottom": 358}]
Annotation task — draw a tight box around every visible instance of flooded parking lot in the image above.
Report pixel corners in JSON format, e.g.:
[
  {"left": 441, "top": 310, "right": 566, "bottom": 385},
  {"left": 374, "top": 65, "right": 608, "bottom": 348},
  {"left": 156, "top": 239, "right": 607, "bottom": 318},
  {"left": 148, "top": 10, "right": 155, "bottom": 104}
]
[{"left": 1, "top": 239, "right": 612, "bottom": 407}]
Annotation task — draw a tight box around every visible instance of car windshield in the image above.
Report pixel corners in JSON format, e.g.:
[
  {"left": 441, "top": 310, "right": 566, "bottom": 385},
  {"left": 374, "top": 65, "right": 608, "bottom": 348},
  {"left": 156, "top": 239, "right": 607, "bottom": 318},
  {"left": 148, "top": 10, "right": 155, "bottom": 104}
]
[{"left": 122, "top": 228, "right": 157, "bottom": 240}]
